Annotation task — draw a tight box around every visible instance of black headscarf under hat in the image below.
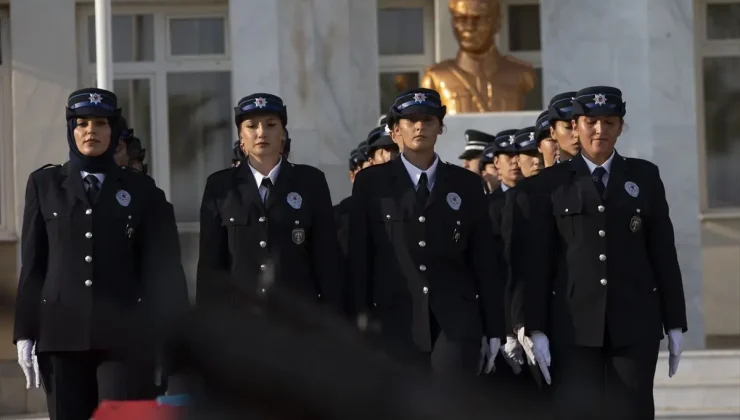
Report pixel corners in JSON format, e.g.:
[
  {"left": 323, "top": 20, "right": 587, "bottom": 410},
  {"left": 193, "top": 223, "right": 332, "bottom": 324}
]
[{"left": 65, "top": 88, "right": 123, "bottom": 173}]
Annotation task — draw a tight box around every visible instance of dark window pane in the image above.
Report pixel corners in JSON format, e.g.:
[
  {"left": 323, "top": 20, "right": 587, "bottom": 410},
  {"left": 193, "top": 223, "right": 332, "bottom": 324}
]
[
  {"left": 522, "top": 67, "right": 543, "bottom": 111},
  {"left": 379, "top": 72, "right": 420, "bottom": 114},
  {"left": 88, "top": 14, "right": 155, "bottom": 62},
  {"left": 508, "top": 5, "right": 540, "bottom": 52},
  {"left": 703, "top": 57, "right": 740, "bottom": 208},
  {"left": 170, "top": 18, "right": 226, "bottom": 56},
  {"left": 113, "top": 79, "right": 153, "bottom": 174},
  {"left": 378, "top": 8, "right": 425, "bottom": 55},
  {"left": 707, "top": 4, "right": 740, "bottom": 40},
  {"left": 167, "top": 72, "right": 232, "bottom": 222}
]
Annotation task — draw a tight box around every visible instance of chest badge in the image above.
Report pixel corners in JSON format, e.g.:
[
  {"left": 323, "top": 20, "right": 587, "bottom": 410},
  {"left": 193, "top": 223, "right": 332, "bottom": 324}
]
[
  {"left": 624, "top": 181, "right": 640, "bottom": 198},
  {"left": 287, "top": 192, "right": 303, "bottom": 209},
  {"left": 116, "top": 190, "right": 131, "bottom": 207},
  {"left": 446, "top": 192, "right": 462, "bottom": 211},
  {"left": 629, "top": 215, "right": 642, "bottom": 233},
  {"left": 292, "top": 228, "right": 306, "bottom": 244}
]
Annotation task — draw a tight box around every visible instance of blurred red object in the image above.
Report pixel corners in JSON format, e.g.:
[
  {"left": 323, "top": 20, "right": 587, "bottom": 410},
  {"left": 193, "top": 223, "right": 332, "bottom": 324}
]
[{"left": 92, "top": 400, "right": 181, "bottom": 420}]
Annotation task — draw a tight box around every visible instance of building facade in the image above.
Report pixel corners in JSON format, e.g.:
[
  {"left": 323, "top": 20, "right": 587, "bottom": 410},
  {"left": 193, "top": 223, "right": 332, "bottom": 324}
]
[{"left": 0, "top": 0, "right": 738, "bottom": 355}]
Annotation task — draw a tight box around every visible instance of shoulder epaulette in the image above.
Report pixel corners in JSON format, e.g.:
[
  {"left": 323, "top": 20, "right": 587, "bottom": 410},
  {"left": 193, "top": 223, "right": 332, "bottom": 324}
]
[{"left": 34, "top": 163, "right": 59, "bottom": 172}]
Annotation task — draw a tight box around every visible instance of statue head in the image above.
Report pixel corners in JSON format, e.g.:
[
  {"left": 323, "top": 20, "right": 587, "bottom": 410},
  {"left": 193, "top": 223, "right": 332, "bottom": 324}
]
[{"left": 448, "top": 0, "right": 501, "bottom": 54}]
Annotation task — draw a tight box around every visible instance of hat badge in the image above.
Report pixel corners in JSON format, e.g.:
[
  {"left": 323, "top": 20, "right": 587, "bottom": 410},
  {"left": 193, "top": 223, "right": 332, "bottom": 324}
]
[
  {"left": 89, "top": 93, "right": 103, "bottom": 105},
  {"left": 528, "top": 132, "right": 534, "bottom": 141},
  {"left": 594, "top": 94, "right": 607, "bottom": 106},
  {"left": 254, "top": 97, "right": 267, "bottom": 108},
  {"left": 413, "top": 93, "right": 427, "bottom": 103}
]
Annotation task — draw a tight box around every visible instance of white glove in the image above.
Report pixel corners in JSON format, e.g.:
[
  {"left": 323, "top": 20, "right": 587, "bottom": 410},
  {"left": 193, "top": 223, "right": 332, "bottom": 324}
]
[
  {"left": 17, "top": 339, "right": 40, "bottom": 389},
  {"left": 499, "top": 335, "right": 524, "bottom": 375},
  {"left": 667, "top": 329, "right": 683, "bottom": 378},
  {"left": 477, "top": 337, "right": 501, "bottom": 375},
  {"left": 517, "top": 327, "right": 552, "bottom": 385}
]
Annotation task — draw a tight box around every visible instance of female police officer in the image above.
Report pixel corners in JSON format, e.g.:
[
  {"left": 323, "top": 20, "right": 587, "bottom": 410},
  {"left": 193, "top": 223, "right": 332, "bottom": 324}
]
[
  {"left": 348, "top": 88, "right": 505, "bottom": 375},
  {"left": 512, "top": 86, "right": 687, "bottom": 419},
  {"left": 13, "top": 88, "right": 188, "bottom": 420},
  {"left": 197, "top": 93, "right": 342, "bottom": 311}
]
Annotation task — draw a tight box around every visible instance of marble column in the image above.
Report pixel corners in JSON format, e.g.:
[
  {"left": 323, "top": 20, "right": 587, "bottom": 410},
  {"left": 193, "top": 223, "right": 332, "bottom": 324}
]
[
  {"left": 229, "top": 0, "right": 380, "bottom": 202},
  {"left": 540, "top": 0, "right": 704, "bottom": 349},
  {"left": 10, "top": 0, "right": 78, "bottom": 234}
]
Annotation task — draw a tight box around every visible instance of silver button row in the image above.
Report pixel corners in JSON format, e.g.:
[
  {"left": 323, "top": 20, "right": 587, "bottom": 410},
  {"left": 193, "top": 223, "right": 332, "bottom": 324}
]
[
  {"left": 85, "top": 280, "right": 92, "bottom": 287},
  {"left": 598, "top": 205, "right": 605, "bottom": 213},
  {"left": 418, "top": 216, "right": 426, "bottom": 223},
  {"left": 600, "top": 278, "right": 608, "bottom": 286},
  {"left": 85, "top": 232, "right": 92, "bottom": 239},
  {"left": 598, "top": 230, "right": 606, "bottom": 237},
  {"left": 85, "top": 255, "right": 92, "bottom": 263},
  {"left": 259, "top": 241, "right": 267, "bottom": 248},
  {"left": 422, "top": 286, "right": 428, "bottom": 294},
  {"left": 599, "top": 254, "right": 606, "bottom": 262},
  {"left": 86, "top": 209, "right": 92, "bottom": 215},
  {"left": 418, "top": 241, "right": 426, "bottom": 247}
]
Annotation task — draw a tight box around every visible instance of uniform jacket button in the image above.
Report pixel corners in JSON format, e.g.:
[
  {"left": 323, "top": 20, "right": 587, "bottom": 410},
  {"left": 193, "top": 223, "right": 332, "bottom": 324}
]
[
  {"left": 317, "top": 294, "right": 321, "bottom": 299},
  {"left": 422, "top": 286, "right": 429, "bottom": 294},
  {"left": 259, "top": 241, "right": 267, "bottom": 248},
  {"left": 259, "top": 217, "right": 266, "bottom": 223},
  {"left": 598, "top": 230, "right": 606, "bottom": 237},
  {"left": 600, "top": 279, "right": 608, "bottom": 286},
  {"left": 261, "top": 288, "right": 266, "bottom": 293},
  {"left": 419, "top": 264, "right": 427, "bottom": 271},
  {"left": 260, "top": 264, "right": 267, "bottom": 271},
  {"left": 84, "top": 280, "right": 92, "bottom": 287},
  {"left": 373, "top": 302, "right": 378, "bottom": 307},
  {"left": 229, "top": 217, "right": 235, "bottom": 222},
  {"left": 52, "top": 212, "right": 58, "bottom": 217},
  {"left": 475, "top": 294, "right": 479, "bottom": 299},
  {"left": 599, "top": 254, "right": 606, "bottom": 261},
  {"left": 86, "top": 209, "right": 92, "bottom": 215},
  {"left": 85, "top": 232, "right": 92, "bottom": 239},
  {"left": 418, "top": 241, "right": 426, "bottom": 247},
  {"left": 418, "top": 216, "right": 425, "bottom": 223},
  {"left": 598, "top": 205, "right": 605, "bottom": 212},
  {"left": 85, "top": 256, "right": 92, "bottom": 263}
]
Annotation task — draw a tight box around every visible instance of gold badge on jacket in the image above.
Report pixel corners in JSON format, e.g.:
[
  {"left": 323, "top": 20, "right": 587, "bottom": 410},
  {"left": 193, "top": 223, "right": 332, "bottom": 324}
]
[
  {"left": 292, "top": 228, "right": 305, "bottom": 244},
  {"left": 629, "top": 216, "right": 642, "bottom": 233}
]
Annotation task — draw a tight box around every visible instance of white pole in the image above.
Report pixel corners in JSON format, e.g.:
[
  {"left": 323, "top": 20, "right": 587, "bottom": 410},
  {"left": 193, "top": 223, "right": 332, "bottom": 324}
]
[{"left": 94, "top": 0, "right": 113, "bottom": 90}]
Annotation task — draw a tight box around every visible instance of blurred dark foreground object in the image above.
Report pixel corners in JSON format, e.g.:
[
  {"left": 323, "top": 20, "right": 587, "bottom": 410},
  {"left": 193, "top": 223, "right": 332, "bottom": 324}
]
[{"left": 166, "top": 287, "right": 549, "bottom": 420}]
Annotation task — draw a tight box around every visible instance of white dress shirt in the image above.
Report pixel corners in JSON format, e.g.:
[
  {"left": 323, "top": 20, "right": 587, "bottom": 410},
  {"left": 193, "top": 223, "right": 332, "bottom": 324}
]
[
  {"left": 581, "top": 151, "right": 616, "bottom": 187},
  {"left": 248, "top": 157, "right": 282, "bottom": 202},
  {"left": 501, "top": 183, "right": 511, "bottom": 192},
  {"left": 80, "top": 171, "right": 105, "bottom": 189},
  {"left": 400, "top": 153, "right": 440, "bottom": 191}
]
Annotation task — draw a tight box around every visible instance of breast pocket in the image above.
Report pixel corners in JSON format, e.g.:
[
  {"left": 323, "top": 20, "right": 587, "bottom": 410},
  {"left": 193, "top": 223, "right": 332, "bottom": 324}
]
[
  {"left": 379, "top": 198, "right": 403, "bottom": 241},
  {"left": 285, "top": 207, "right": 312, "bottom": 247},
  {"left": 552, "top": 191, "right": 583, "bottom": 239},
  {"left": 113, "top": 209, "right": 141, "bottom": 247},
  {"left": 221, "top": 214, "right": 251, "bottom": 253}
]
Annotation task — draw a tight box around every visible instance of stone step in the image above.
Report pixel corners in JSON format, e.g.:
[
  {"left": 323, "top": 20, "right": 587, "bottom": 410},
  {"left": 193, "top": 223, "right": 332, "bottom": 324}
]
[
  {"left": 656, "top": 408, "right": 740, "bottom": 419},
  {"left": 654, "top": 350, "right": 740, "bottom": 383}
]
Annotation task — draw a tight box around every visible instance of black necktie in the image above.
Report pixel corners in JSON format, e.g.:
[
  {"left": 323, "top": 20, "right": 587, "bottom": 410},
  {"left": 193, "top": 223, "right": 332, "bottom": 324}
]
[
  {"left": 261, "top": 177, "right": 273, "bottom": 204},
  {"left": 84, "top": 174, "right": 101, "bottom": 204},
  {"left": 416, "top": 172, "right": 430, "bottom": 208},
  {"left": 592, "top": 167, "right": 606, "bottom": 198}
]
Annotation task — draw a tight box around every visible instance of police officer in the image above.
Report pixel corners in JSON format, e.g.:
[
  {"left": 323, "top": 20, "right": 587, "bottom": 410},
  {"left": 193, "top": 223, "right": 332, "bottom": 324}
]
[
  {"left": 197, "top": 93, "right": 343, "bottom": 311},
  {"left": 356, "top": 140, "right": 372, "bottom": 169},
  {"left": 349, "top": 88, "right": 505, "bottom": 375},
  {"left": 479, "top": 143, "right": 500, "bottom": 194},
  {"left": 548, "top": 91, "right": 579, "bottom": 162},
  {"left": 458, "top": 129, "right": 493, "bottom": 175},
  {"left": 367, "top": 126, "right": 400, "bottom": 165},
  {"left": 534, "top": 111, "right": 559, "bottom": 168},
  {"left": 512, "top": 86, "right": 687, "bottom": 419},
  {"left": 232, "top": 140, "right": 246, "bottom": 167},
  {"left": 121, "top": 131, "right": 148, "bottom": 174},
  {"left": 513, "top": 126, "right": 541, "bottom": 178},
  {"left": 13, "top": 88, "right": 189, "bottom": 420}
]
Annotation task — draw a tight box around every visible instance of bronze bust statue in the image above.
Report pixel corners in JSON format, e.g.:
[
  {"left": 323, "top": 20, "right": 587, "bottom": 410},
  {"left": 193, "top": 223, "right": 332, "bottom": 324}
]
[{"left": 421, "top": 0, "right": 536, "bottom": 114}]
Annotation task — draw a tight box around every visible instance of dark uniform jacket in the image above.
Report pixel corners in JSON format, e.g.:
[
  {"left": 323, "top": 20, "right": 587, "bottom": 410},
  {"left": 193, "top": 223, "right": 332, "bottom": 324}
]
[
  {"left": 488, "top": 186, "right": 520, "bottom": 336},
  {"left": 507, "top": 153, "right": 687, "bottom": 347},
  {"left": 196, "top": 160, "right": 343, "bottom": 310},
  {"left": 13, "top": 163, "right": 189, "bottom": 352},
  {"left": 334, "top": 196, "right": 352, "bottom": 259},
  {"left": 349, "top": 158, "right": 505, "bottom": 351}
]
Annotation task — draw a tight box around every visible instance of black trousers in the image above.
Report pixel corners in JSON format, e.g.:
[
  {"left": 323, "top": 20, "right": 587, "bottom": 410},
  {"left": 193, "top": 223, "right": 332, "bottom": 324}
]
[
  {"left": 382, "top": 309, "right": 480, "bottom": 376},
  {"left": 38, "top": 350, "right": 159, "bottom": 420},
  {"left": 550, "top": 335, "right": 660, "bottom": 420}
]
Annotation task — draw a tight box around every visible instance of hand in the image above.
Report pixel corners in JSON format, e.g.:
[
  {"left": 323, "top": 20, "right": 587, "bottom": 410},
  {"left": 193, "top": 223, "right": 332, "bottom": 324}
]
[
  {"left": 484, "top": 337, "right": 501, "bottom": 374},
  {"left": 517, "top": 326, "right": 536, "bottom": 365},
  {"left": 17, "top": 339, "right": 40, "bottom": 389},
  {"left": 667, "top": 329, "right": 683, "bottom": 378},
  {"left": 499, "top": 335, "right": 524, "bottom": 375}
]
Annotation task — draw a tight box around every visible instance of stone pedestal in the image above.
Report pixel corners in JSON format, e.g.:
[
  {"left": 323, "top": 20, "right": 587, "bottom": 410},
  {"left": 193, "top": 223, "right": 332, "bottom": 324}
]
[
  {"left": 229, "top": 0, "right": 380, "bottom": 203},
  {"left": 540, "top": 0, "right": 704, "bottom": 348}
]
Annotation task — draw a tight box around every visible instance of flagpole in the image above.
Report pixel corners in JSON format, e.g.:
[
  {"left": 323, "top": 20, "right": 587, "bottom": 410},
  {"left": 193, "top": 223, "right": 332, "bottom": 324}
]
[{"left": 94, "top": 0, "right": 113, "bottom": 89}]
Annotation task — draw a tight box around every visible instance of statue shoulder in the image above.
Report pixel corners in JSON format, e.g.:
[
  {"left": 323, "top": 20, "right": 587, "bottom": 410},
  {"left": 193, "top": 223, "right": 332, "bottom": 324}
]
[
  {"left": 501, "top": 54, "right": 537, "bottom": 90},
  {"left": 422, "top": 60, "right": 457, "bottom": 86}
]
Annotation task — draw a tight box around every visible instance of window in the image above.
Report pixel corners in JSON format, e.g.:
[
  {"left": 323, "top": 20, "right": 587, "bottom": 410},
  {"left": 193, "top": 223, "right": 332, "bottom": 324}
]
[
  {"left": 498, "top": 0, "right": 542, "bottom": 111},
  {"left": 0, "top": 9, "right": 14, "bottom": 240},
  {"left": 377, "top": 0, "right": 435, "bottom": 114},
  {"left": 697, "top": 0, "right": 740, "bottom": 210}
]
